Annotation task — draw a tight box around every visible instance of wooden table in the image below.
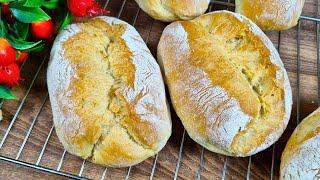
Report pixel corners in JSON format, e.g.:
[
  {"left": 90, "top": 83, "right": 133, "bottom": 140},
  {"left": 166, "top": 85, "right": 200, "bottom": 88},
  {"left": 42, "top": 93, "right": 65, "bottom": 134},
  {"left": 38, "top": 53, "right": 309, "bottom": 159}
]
[
  {"left": 1, "top": 0, "right": 320, "bottom": 179},
  {"left": 0, "top": 161, "right": 69, "bottom": 180}
]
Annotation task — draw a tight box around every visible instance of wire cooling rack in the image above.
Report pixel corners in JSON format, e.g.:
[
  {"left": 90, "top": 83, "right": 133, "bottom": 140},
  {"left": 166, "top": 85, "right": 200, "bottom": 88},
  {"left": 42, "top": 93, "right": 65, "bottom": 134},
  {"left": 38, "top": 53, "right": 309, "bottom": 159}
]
[{"left": 1, "top": 0, "right": 320, "bottom": 179}]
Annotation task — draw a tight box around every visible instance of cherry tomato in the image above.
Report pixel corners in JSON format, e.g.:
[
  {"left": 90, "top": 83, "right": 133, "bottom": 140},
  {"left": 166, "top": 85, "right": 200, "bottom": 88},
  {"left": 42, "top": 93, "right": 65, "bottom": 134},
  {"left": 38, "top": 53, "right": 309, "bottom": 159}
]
[
  {"left": 0, "top": 63, "right": 20, "bottom": 87},
  {"left": 68, "top": 0, "right": 94, "bottom": 17},
  {"left": 1, "top": 3, "right": 15, "bottom": 22},
  {"left": 31, "top": 19, "right": 54, "bottom": 40},
  {"left": 0, "top": 38, "right": 16, "bottom": 66},
  {"left": 68, "top": 0, "right": 109, "bottom": 17},
  {"left": 1, "top": 3, "right": 10, "bottom": 15}
]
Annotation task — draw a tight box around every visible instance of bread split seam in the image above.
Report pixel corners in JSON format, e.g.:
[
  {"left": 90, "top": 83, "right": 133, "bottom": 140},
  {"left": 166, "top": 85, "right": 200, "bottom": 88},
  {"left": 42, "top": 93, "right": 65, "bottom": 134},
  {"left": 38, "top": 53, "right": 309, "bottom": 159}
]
[
  {"left": 158, "top": 11, "right": 292, "bottom": 156},
  {"left": 83, "top": 21, "right": 155, "bottom": 157}
]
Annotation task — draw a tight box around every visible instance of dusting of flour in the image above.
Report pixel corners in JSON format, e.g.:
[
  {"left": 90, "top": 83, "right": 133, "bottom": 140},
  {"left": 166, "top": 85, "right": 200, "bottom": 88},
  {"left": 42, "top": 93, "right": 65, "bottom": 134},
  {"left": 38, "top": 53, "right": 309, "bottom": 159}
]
[
  {"left": 96, "top": 17, "right": 171, "bottom": 148},
  {"left": 48, "top": 17, "right": 171, "bottom": 154},
  {"left": 281, "top": 135, "right": 320, "bottom": 180},
  {"left": 47, "top": 24, "right": 84, "bottom": 153},
  {"left": 209, "top": 11, "right": 292, "bottom": 155},
  {"left": 161, "top": 22, "right": 252, "bottom": 151}
]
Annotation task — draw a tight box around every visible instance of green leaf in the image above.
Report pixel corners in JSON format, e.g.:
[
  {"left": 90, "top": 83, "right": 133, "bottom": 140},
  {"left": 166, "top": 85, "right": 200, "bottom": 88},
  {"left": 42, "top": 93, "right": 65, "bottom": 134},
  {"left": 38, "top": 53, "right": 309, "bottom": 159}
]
[
  {"left": 25, "top": 42, "right": 44, "bottom": 52},
  {"left": 23, "top": 0, "right": 43, "bottom": 7},
  {"left": 0, "top": 6, "right": 1, "bottom": 17},
  {"left": 10, "top": 2, "right": 50, "bottom": 23},
  {"left": 13, "top": 22, "right": 29, "bottom": 40},
  {"left": 7, "top": 35, "right": 42, "bottom": 50},
  {"left": 0, "top": 20, "right": 7, "bottom": 37},
  {"left": 7, "top": 22, "right": 30, "bottom": 40},
  {"left": 0, "top": 85, "right": 16, "bottom": 100},
  {"left": 0, "top": 0, "right": 15, "bottom": 2},
  {"left": 42, "top": 0, "right": 60, "bottom": 9},
  {"left": 59, "top": 12, "right": 71, "bottom": 31}
]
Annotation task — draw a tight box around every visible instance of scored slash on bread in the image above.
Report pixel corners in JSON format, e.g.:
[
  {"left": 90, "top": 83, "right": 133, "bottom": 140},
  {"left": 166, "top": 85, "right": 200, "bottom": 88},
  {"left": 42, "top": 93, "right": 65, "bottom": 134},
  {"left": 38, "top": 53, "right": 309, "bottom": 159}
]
[
  {"left": 158, "top": 10, "right": 292, "bottom": 157},
  {"left": 47, "top": 16, "right": 171, "bottom": 167}
]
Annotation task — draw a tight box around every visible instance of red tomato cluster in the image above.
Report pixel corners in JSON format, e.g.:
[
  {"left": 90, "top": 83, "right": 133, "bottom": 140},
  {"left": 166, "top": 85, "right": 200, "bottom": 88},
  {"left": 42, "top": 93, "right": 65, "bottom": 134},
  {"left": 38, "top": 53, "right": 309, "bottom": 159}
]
[
  {"left": 0, "top": 38, "right": 22, "bottom": 87},
  {"left": 0, "top": 3, "right": 55, "bottom": 87},
  {"left": 0, "top": 0, "right": 107, "bottom": 87}
]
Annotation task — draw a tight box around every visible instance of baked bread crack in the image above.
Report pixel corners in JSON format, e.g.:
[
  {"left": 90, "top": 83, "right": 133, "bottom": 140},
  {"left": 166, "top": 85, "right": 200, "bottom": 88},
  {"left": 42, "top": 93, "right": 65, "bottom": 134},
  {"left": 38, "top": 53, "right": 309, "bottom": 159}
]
[
  {"left": 48, "top": 17, "right": 171, "bottom": 167},
  {"left": 158, "top": 11, "right": 292, "bottom": 156}
]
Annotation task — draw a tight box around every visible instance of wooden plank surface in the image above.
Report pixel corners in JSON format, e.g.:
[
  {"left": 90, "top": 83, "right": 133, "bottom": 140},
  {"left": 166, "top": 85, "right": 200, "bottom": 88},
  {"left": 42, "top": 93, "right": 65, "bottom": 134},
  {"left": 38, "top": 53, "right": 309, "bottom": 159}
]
[
  {"left": 0, "top": 0, "right": 319, "bottom": 179},
  {"left": 0, "top": 160, "right": 69, "bottom": 180}
]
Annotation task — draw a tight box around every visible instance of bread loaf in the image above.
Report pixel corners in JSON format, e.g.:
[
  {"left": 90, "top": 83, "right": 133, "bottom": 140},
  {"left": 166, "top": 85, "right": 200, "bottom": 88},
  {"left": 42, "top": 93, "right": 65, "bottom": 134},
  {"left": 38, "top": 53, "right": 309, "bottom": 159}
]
[
  {"left": 134, "top": 0, "right": 210, "bottom": 22},
  {"left": 280, "top": 108, "right": 320, "bottom": 180},
  {"left": 158, "top": 11, "right": 292, "bottom": 156},
  {"left": 235, "top": 0, "right": 305, "bottom": 30},
  {"left": 47, "top": 16, "right": 171, "bottom": 167}
]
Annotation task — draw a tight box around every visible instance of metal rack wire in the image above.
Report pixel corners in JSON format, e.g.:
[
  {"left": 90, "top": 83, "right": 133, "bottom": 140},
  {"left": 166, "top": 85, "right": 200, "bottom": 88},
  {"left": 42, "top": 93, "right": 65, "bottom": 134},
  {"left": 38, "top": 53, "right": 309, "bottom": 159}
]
[{"left": 0, "top": 0, "right": 319, "bottom": 179}]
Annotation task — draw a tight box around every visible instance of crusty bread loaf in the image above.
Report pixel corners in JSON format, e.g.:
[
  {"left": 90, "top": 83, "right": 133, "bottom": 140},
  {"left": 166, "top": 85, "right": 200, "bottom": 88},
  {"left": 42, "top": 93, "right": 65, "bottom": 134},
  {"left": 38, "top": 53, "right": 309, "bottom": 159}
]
[
  {"left": 47, "top": 16, "right": 171, "bottom": 167},
  {"left": 134, "top": 0, "right": 210, "bottom": 22},
  {"left": 158, "top": 11, "right": 292, "bottom": 156},
  {"left": 280, "top": 108, "right": 320, "bottom": 180},
  {"left": 235, "top": 0, "right": 305, "bottom": 30}
]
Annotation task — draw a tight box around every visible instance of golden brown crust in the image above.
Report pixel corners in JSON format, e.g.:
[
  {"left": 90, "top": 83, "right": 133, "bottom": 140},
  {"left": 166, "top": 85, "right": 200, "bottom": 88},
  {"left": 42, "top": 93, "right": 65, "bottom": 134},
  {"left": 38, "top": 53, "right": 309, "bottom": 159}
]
[
  {"left": 48, "top": 17, "right": 171, "bottom": 167},
  {"left": 158, "top": 11, "right": 292, "bottom": 156},
  {"left": 134, "top": 0, "right": 210, "bottom": 22},
  {"left": 236, "top": 0, "right": 305, "bottom": 30},
  {"left": 92, "top": 125, "right": 154, "bottom": 167},
  {"left": 280, "top": 108, "right": 320, "bottom": 180}
]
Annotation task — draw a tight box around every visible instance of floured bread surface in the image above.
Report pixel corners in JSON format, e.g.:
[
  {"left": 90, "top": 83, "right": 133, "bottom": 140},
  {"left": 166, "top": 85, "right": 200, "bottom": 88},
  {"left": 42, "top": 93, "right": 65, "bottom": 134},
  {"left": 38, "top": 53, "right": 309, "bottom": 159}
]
[
  {"left": 135, "top": 0, "right": 209, "bottom": 22},
  {"left": 235, "top": 0, "right": 305, "bottom": 30},
  {"left": 158, "top": 11, "right": 292, "bottom": 156},
  {"left": 47, "top": 16, "right": 171, "bottom": 167},
  {"left": 280, "top": 108, "right": 320, "bottom": 180}
]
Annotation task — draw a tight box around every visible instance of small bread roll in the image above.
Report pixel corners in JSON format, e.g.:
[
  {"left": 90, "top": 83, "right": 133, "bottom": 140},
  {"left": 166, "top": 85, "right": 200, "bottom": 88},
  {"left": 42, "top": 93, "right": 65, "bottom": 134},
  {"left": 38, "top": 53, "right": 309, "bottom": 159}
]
[
  {"left": 235, "top": 0, "right": 305, "bottom": 30},
  {"left": 280, "top": 108, "right": 320, "bottom": 180},
  {"left": 158, "top": 11, "right": 292, "bottom": 156},
  {"left": 47, "top": 16, "right": 171, "bottom": 167},
  {"left": 134, "top": 0, "right": 210, "bottom": 22}
]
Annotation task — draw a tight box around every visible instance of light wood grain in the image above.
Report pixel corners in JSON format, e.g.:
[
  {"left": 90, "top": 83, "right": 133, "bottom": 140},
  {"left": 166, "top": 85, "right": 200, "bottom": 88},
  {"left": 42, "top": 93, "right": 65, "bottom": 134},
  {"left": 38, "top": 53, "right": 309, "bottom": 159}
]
[
  {"left": 0, "top": 160, "right": 69, "bottom": 180},
  {"left": 1, "top": 0, "right": 320, "bottom": 179}
]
